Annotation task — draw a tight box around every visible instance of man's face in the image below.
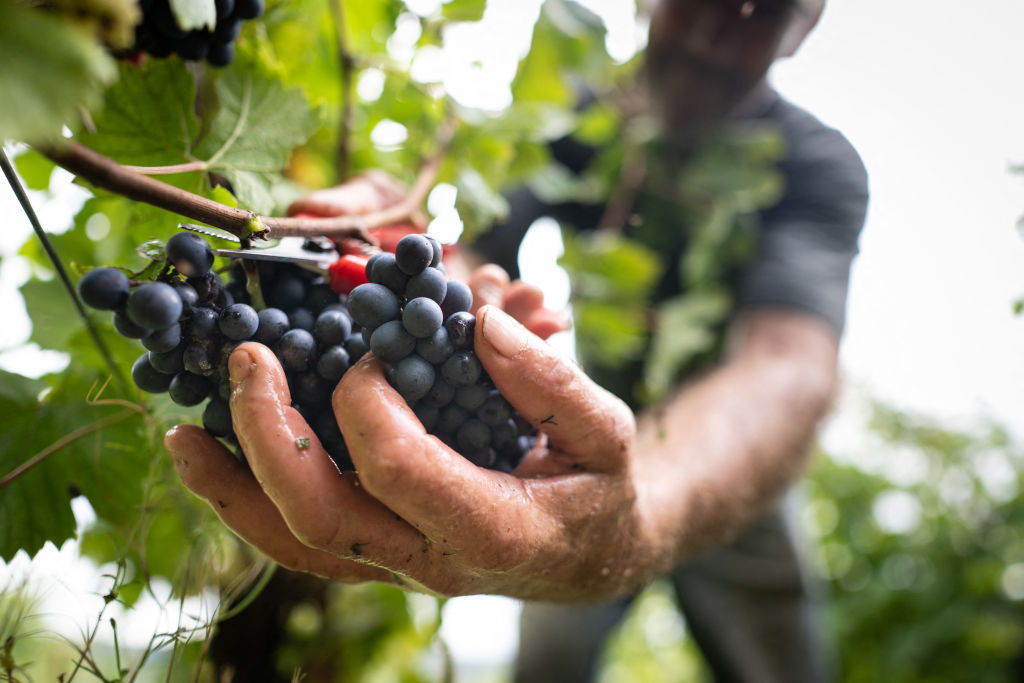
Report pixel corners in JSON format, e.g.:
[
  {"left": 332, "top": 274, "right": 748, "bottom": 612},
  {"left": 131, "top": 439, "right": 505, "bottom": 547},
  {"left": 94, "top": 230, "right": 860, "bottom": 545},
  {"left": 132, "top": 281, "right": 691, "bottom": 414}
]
[{"left": 644, "top": 0, "right": 799, "bottom": 139}]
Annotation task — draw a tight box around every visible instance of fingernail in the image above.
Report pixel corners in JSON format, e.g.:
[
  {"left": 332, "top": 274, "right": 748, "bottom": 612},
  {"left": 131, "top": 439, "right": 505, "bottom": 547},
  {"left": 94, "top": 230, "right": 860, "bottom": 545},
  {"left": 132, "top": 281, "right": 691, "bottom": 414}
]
[
  {"left": 229, "top": 347, "right": 255, "bottom": 387},
  {"left": 481, "top": 306, "right": 529, "bottom": 358}
]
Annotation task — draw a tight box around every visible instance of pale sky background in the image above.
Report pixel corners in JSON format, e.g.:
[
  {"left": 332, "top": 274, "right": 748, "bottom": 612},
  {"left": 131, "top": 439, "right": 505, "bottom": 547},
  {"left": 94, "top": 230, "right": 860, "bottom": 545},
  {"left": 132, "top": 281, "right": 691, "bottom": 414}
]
[{"left": 2, "top": 0, "right": 1024, "bottom": 678}]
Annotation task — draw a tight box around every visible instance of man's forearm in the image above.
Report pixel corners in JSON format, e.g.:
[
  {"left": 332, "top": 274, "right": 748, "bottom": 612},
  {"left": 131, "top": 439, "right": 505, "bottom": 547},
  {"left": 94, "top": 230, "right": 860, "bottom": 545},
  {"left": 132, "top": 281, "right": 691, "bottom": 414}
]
[{"left": 633, "top": 310, "right": 839, "bottom": 573}]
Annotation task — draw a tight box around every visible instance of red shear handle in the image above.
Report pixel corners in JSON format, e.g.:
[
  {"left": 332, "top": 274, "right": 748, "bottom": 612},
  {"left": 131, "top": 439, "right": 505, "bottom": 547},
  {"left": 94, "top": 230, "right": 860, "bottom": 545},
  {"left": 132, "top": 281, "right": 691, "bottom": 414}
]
[{"left": 328, "top": 254, "right": 371, "bottom": 295}]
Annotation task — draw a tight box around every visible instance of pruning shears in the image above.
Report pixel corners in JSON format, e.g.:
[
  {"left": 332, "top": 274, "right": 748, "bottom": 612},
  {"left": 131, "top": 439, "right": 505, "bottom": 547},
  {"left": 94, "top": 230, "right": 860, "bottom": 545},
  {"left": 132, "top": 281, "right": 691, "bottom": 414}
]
[{"left": 178, "top": 217, "right": 435, "bottom": 294}]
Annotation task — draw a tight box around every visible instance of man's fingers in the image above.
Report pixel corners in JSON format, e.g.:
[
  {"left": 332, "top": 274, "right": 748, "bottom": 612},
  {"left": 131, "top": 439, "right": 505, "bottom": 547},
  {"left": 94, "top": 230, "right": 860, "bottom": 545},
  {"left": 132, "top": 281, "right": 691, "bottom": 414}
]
[
  {"left": 503, "top": 281, "right": 571, "bottom": 339},
  {"left": 473, "top": 305, "right": 635, "bottom": 471},
  {"left": 164, "top": 424, "right": 389, "bottom": 583},
  {"left": 286, "top": 170, "right": 406, "bottom": 217},
  {"left": 467, "top": 264, "right": 510, "bottom": 314},
  {"left": 226, "top": 343, "right": 427, "bottom": 563},
  {"left": 334, "top": 356, "right": 548, "bottom": 560}
]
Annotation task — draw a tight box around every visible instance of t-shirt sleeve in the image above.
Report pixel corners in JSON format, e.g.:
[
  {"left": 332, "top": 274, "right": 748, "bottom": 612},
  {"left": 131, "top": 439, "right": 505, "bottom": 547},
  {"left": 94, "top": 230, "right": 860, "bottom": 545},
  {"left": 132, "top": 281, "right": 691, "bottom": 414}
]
[{"left": 734, "top": 123, "right": 869, "bottom": 334}]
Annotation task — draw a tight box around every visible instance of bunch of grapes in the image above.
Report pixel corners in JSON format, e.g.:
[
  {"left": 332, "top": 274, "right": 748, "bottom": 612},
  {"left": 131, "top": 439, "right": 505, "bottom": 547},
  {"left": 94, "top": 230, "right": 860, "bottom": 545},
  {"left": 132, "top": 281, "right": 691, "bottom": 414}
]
[
  {"left": 131, "top": 0, "right": 264, "bottom": 67},
  {"left": 79, "top": 230, "right": 362, "bottom": 468},
  {"left": 78, "top": 231, "right": 532, "bottom": 473},
  {"left": 347, "top": 234, "right": 534, "bottom": 473}
]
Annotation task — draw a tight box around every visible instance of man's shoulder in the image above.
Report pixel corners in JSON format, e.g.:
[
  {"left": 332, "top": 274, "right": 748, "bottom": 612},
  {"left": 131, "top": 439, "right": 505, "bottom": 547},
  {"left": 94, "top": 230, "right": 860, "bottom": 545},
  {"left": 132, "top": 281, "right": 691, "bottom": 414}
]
[{"left": 758, "top": 93, "right": 868, "bottom": 195}]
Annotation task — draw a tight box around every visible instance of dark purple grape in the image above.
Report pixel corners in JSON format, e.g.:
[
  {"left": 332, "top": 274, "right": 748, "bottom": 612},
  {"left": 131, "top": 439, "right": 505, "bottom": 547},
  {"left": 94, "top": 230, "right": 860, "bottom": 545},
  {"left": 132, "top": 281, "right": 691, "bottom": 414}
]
[
  {"left": 234, "top": 0, "right": 264, "bottom": 19},
  {"left": 215, "top": 0, "right": 234, "bottom": 20},
  {"left": 348, "top": 284, "right": 401, "bottom": 331},
  {"left": 426, "top": 235, "right": 443, "bottom": 267},
  {"left": 169, "top": 371, "right": 211, "bottom": 406},
  {"left": 287, "top": 307, "right": 315, "bottom": 332},
  {"left": 441, "top": 349, "right": 482, "bottom": 387},
  {"left": 316, "top": 345, "right": 351, "bottom": 382},
  {"left": 151, "top": 0, "right": 186, "bottom": 39},
  {"left": 278, "top": 329, "right": 317, "bottom": 372},
  {"left": 213, "top": 18, "right": 241, "bottom": 43},
  {"left": 189, "top": 306, "right": 220, "bottom": 339},
  {"left": 304, "top": 282, "right": 339, "bottom": 313},
  {"left": 403, "top": 297, "right": 443, "bottom": 338},
  {"left": 165, "top": 232, "right": 214, "bottom": 277},
  {"left": 477, "top": 391, "right": 513, "bottom": 426},
  {"left": 176, "top": 30, "right": 210, "bottom": 61},
  {"left": 79, "top": 268, "right": 130, "bottom": 311},
  {"left": 369, "top": 320, "right": 416, "bottom": 364},
  {"left": 202, "top": 398, "right": 233, "bottom": 437},
  {"left": 441, "top": 280, "right": 473, "bottom": 318},
  {"left": 132, "top": 353, "right": 172, "bottom": 393},
  {"left": 269, "top": 274, "right": 306, "bottom": 311},
  {"left": 188, "top": 272, "right": 224, "bottom": 304},
  {"left": 455, "top": 382, "right": 490, "bottom": 411},
  {"left": 113, "top": 310, "right": 148, "bottom": 339},
  {"left": 456, "top": 418, "right": 492, "bottom": 452},
  {"left": 293, "top": 371, "right": 331, "bottom": 405},
  {"left": 415, "top": 327, "right": 454, "bottom": 366},
  {"left": 183, "top": 341, "right": 217, "bottom": 377},
  {"left": 394, "top": 234, "right": 434, "bottom": 276},
  {"left": 390, "top": 355, "right": 435, "bottom": 403},
  {"left": 491, "top": 418, "right": 518, "bottom": 451},
  {"left": 170, "top": 281, "right": 199, "bottom": 316},
  {"left": 149, "top": 345, "right": 185, "bottom": 374},
  {"left": 126, "top": 282, "right": 182, "bottom": 330},
  {"left": 422, "top": 376, "right": 455, "bottom": 408},
  {"left": 142, "top": 323, "right": 181, "bottom": 353},
  {"left": 436, "top": 404, "right": 469, "bottom": 435},
  {"left": 219, "top": 303, "right": 259, "bottom": 340},
  {"left": 368, "top": 253, "right": 409, "bottom": 296},
  {"left": 344, "top": 332, "right": 369, "bottom": 362},
  {"left": 444, "top": 311, "right": 475, "bottom": 349},
  {"left": 406, "top": 267, "right": 447, "bottom": 304},
  {"left": 314, "top": 309, "right": 353, "bottom": 347},
  {"left": 254, "top": 308, "right": 289, "bottom": 346}
]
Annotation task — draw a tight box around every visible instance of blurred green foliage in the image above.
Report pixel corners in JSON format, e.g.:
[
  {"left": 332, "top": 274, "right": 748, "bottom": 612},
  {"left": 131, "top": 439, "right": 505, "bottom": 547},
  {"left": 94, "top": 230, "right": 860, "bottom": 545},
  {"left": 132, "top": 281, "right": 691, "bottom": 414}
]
[{"left": 596, "top": 401, "right": 1024, "bottom": 683}]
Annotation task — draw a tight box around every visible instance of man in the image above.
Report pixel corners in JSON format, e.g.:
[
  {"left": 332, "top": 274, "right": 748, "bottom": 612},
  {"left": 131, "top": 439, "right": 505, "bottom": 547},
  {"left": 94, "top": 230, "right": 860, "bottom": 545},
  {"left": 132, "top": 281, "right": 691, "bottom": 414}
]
[
  {"left": 471, "top": 1, "right": 868, "bottom": 679},
  {"left": 164, "top": 0, "right": 866, "bottom": 680}
]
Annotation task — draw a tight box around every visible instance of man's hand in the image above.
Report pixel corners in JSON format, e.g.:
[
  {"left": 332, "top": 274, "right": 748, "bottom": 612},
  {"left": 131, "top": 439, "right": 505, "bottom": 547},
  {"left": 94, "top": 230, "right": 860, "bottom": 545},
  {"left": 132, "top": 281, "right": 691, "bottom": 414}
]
[{"left": 165, "top": 305, "right": 658, "bottom": 600}]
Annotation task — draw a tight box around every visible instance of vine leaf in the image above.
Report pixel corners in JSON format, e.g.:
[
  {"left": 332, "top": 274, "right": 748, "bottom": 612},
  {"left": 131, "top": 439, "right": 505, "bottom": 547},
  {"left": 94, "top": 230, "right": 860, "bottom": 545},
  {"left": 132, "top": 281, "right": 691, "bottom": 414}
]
[
  {"left": 194, "top": 58, "right": 320, "bottom": 214},
  {"left": 0, "top": 371, "right": 151, "bottom": 562},
  {"left": 441, "top": 0, "right": 487, "bottom": 22},
  {"left": 78, "top": 60, "right": 200, "bottom": 167},
  {"left": 0, "top": 3, "right": 117, "bottom": 144},
  {"left": 644, "top": 289, "right": 731, "bottom": 400}
]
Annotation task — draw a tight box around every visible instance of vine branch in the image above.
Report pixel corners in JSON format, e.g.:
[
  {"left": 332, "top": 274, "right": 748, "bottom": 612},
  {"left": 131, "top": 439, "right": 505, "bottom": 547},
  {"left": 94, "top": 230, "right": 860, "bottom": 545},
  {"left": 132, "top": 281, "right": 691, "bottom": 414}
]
[{"left": 40, "top": 129, "right": 457, "bottom": 242}]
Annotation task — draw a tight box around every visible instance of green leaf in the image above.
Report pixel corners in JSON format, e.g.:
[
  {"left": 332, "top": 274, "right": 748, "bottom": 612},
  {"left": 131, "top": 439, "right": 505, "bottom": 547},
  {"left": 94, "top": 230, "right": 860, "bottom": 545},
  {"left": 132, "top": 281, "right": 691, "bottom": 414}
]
[
  {"left": 170, "top": 0, "right": 217, "bottom": 31},
  {"left": 441, "top": 0, "right": 487, "bottom": 23},
  {"left": 0, "top": 370, "right": 152, "bottom": 561},
  {"left": 453, "top": 167, "right": 510, "bottom": 241},
  {"left": 194, "top": 55, "right": 320, "bottom": 213},
  {"left": 78, "top": 59, "right": 200, "bottom": 167},
  {"left": 512, "top": 0, "right": 610, "bottom": 105},
  {"left": 644, "top": 290, "right": 731, "bottom": 400},
  {"left": 0, "top": 3, "right": 117, "bottom": 144},
  {"left": 13, "top": 149, "right": 56, "bottom": 192}
]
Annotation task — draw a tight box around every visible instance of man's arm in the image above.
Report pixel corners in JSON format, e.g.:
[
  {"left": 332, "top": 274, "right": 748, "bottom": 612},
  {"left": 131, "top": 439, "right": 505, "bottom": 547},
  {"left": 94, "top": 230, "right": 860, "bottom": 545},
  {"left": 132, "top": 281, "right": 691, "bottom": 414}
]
[{"left": 633, "top": 308, "right": 839, "bottom": 571}]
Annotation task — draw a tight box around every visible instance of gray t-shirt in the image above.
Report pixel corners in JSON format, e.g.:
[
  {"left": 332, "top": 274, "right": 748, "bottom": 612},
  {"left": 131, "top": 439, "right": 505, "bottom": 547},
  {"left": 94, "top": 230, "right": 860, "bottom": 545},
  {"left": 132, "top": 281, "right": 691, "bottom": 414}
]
[{"left": 472, "top": 89, "right": 869, "bottom": 398}]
